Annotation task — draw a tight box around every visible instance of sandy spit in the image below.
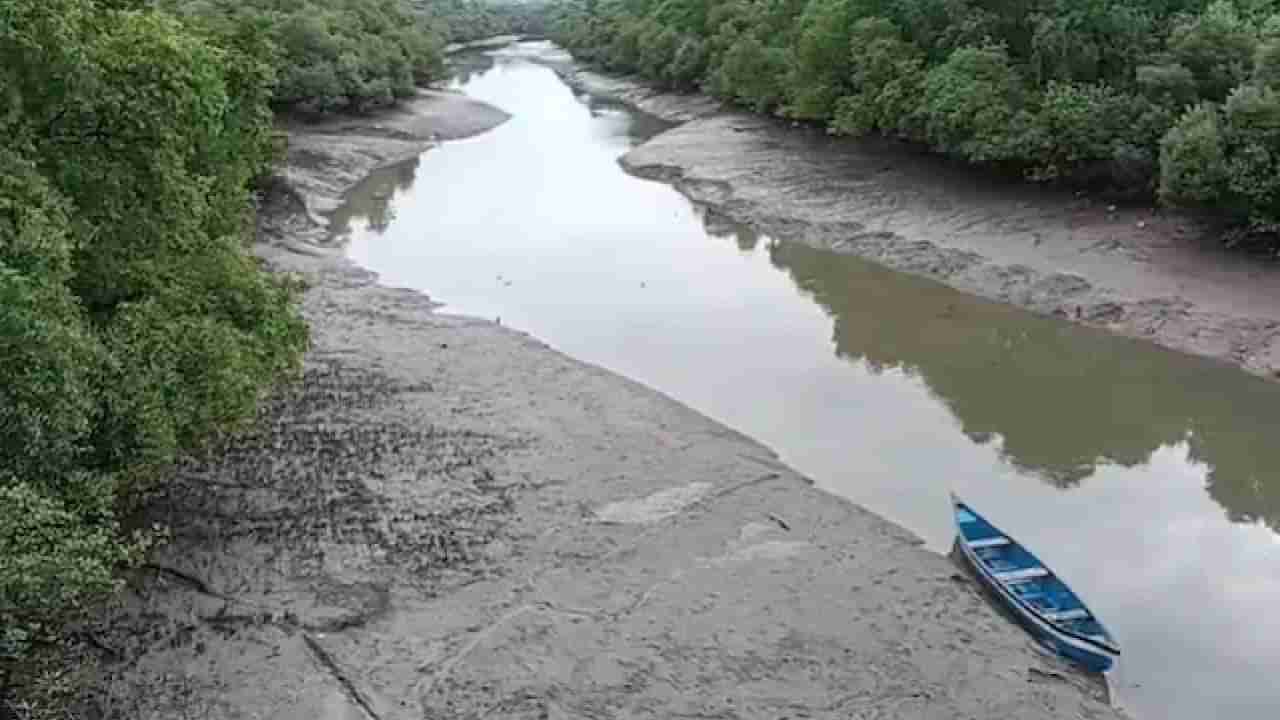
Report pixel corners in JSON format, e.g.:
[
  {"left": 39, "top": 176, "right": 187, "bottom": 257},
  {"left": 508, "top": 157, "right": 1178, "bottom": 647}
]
[{"left": 84, "top": 69, "right": 1123, "bottom": 720}]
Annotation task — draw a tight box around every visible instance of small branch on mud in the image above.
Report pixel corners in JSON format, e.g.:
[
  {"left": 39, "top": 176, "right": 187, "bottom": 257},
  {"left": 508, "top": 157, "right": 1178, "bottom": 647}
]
[
  {"left": 1027, "top": 667, "right": 1069, "bottom": 684},
  {"left": 142, "top": 563, "right": 279, "bottom": 615},
  {"left": 74, "top": 629, "right": 124, "bottom": 661},
  {"left": 414, "top": 604, "right": 535, "bottom": 702},
  {"left": 697, "top": 472, "right": 783, "bottom": 510},
  {"left": 302, "top": 633, "right": 383, "bottom": 720},
  {"left": 767, "top": 513, "right": 791, "bottom": 531},
  {"left": 143, "top": 564, "right": 223, "bottom": 599},
  {"left": 531, "top": 600, "right": 605, "bottom": 619},
  {"left": 621, "top": 569, "right": 686, "bottom": 617},
  {"left": 737, "top": 453, "right": 789, "bottom": 472}
]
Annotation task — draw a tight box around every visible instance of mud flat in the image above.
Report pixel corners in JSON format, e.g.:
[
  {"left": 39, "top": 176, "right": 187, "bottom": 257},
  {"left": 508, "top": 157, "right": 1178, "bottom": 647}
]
[
  {"left": 84, "top": 68, "right": 1122, "bottom": 720},
  {"left": 556, "top": 68, "right": 1280, "bottom": 381},
  {"left": 560, "top": 67, "right": 722, "bottom": 122},
  {"left": 273, "top": 89, "right": 511, "bottom": 229}
]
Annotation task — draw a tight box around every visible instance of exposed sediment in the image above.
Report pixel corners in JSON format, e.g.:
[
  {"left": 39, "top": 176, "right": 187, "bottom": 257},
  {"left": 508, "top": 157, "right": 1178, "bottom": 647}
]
[
  {"left": 271, "top": 88, "right": 511, "bottom": 237},
  {"left": 84, "top": 58, "right": 1123, "bottom": 719}
]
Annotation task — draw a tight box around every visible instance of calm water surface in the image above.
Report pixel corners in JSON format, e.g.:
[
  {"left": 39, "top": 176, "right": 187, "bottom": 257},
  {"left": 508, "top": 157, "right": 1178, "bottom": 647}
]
[{"left": 339, "top": 42, "right": 1280, "bottom": 720}]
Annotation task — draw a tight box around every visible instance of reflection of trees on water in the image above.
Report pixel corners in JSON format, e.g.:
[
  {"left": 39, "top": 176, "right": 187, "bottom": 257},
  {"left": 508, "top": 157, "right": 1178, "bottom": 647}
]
[
  {"left": 392, "top": 157, "right": 417, "bottom": 191},
  {"left": 582, "top": 95, "right": 673, "bottom": 143},
  {"left": 327, "top": 155, "right": 420, "bottom": 241},
  {"left": 762, "top": 239, "right": 1280, "bottom": 530},
  {"left": 447, "top": 51, "right": 497, "bottom": 86},
  {"left": 697, "top": 207, "right": 759, "bottom": 251}
]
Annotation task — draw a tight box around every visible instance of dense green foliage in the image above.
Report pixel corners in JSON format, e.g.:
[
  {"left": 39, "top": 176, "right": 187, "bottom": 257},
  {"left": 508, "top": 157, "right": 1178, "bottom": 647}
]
[
  {"left": 549, "top": 0, "right": 1280, "bottom": 228},
  {"left": 1, "top": 0, "right": 308, "bottom": 700},
  {"left": 162, "top": 1, "right": 550, "bottom": 113},
  {"left": 416, "top": 0, "right": 551, "bottom": 43},
  {"left": 418, "top": 0, "right": 507, "bottom": 42},
  {"left": 165, "top": 0, "right": 448, "bottom": 113}
]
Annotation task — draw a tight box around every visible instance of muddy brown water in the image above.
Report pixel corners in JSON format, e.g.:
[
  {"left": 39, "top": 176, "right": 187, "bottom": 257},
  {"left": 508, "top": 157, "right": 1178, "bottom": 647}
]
[{"left": 334, "top": 42, "right": 1280, "bottom": 720}]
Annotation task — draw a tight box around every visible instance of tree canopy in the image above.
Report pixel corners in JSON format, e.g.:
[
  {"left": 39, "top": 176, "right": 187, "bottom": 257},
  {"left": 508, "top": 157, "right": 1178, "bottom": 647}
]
[
  {"left": 164, "top": 0, "right": 448, "bottom": 113},
  {"left": 548, "top": 0, "right": 1280, "bottom": 229},
  {"left": 415, "top": 0, "right": 552, "bottom": 43},
  {"left": 160, "top": 1, "right": 550, "bottom": 112},
  {"left": 1, "top": 0, "right": 309, "bottom": 708}
]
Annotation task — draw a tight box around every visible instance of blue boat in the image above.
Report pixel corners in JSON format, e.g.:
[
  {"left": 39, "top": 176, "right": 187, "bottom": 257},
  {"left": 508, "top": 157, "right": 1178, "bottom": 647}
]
[{"left": 952, "top": 494, "right": 1120, "bottom": 672}]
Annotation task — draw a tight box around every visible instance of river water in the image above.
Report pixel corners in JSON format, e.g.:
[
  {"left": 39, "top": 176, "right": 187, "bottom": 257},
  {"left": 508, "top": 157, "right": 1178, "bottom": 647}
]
[{"left": 337, "top": 42, "right": 1280, "bottom": 720}]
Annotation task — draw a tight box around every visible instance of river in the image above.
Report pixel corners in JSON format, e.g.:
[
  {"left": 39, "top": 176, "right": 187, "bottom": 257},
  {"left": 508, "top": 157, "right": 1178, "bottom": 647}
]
[{"left": 335, "top": 41, "right": 1280, "bottom": 720}]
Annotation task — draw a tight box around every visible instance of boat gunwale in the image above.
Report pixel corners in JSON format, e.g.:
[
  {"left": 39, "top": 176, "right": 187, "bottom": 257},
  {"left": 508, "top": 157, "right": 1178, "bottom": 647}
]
[{"left": 952, "top": 497, "right": 1121, "bottom": 658}]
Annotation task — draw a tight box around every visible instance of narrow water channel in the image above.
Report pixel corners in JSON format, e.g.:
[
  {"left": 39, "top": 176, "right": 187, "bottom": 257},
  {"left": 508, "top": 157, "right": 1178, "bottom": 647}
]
[{"left": 336, "top": 41, "right": 1280, "bottom": 720}]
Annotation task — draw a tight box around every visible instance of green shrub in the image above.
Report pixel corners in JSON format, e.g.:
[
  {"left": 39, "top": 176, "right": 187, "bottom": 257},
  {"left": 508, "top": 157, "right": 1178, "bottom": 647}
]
[
  {"left": 1019, "top": 80, "right": 1142, "bottom": 182},
  {"left": 1137, "top": 61, "right": 1201, "bottom": 106},
  {"left": 713, "top": 34, "right": 790, "bottom": 112},
  {"left": 652, "top": 0, "right": 710, "bottom": 35},
  {"left": 0, "top": 267, "right": 98, "bottom": 484},
  {"left": 1255, "top": 31, "right": 1280, "bottom": 88},
  {"left": 922, "top": 45, "right": 1025, "bottom": 162},
  {"left": 667, "top": 35, "right": 709, "bottom": 88},
  {"left": 1160, "top": 101, "right": 1231, "bottom": 206},
  {"left": 1, "top": 1, "right": 308, "bottom": 701},
  {"left": 830, "top": 18, "right": 927, "bottom": 137},
  {"left": 1220, "top": 84, "right": 1280, "bottom": 223},
  {"left": 1168, "top": 0, "right": 1259, "bottom": 101},
  {"left": 418, "top": 0, "right": 514, "bottom": 44},
  {"left": 786, "top": 0, "right": 859, "bottom": 119},
  {"left": 638, "top": 21, "right": 680, "bottom": 81},
  {"left": 605, "top": 17, "right": 646, "bottom": 70},
  {"left": 170, "top": 0, "right": 446, "bottom": 114},
  {"left": 1160, "top": 86, "right": 1280, "bottom": 224},
  {"left": 0, "top": 480, "right": 138, "bottom": 661},
  {"left": 1028, "top": 0, "right": 1156, "bottom": 86}
]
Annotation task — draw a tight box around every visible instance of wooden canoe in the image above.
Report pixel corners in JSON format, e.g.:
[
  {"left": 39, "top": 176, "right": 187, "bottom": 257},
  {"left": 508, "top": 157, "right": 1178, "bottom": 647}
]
[{"left": 953, "top": 494, "right": 1120, "bottom": 672}]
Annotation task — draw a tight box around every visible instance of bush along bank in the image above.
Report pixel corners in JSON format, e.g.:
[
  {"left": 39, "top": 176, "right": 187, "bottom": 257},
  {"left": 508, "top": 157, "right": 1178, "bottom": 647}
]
[
  {"left": 415, "top": 0, "right": 553, "bottom": 45},
  {"left": 0, "top": 0, "right": 315, "bottom": 713},
  {"left": 162, "top": 0, "right": 448, "bottom": 114},
  {"left": 161, "top": 0, "right": 545, "bottom": 114},
  {"left": 547, "top": 0, "right": 1280, "bottom": 234}
]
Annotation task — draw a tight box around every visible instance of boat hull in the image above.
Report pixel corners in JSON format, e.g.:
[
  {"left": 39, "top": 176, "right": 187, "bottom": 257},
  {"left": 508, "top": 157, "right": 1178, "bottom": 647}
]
[
  {"left": 951, "top": 495, "right": 1119, "bottom": 674},
  {"left": 957, "top": 539, "right": 1117, "bottom": 673}
]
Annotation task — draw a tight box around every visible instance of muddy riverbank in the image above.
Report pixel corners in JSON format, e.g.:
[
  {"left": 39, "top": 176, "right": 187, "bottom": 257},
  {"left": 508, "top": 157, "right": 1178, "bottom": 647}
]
[
  {"left": 557, "top": 67, "right": 1280, "bottom": 381},
  {"left": 268, "top": 88, "right": 511, "bottom": 244},
  {"left": 81, "top": 56, "right": 1123, "bottom": 720}
]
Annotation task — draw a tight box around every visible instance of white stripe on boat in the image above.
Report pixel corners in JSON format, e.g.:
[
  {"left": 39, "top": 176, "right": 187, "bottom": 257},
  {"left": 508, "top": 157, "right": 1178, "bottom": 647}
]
[
  {"left": 968, "top": 536, "right": 1011, "bottom": 549},
  {"left": 1042, "top": 608, "right": 1090, "bottom": 622},
  {"left": 993, "top": 567, "right": 1048, "bottom": 583}
]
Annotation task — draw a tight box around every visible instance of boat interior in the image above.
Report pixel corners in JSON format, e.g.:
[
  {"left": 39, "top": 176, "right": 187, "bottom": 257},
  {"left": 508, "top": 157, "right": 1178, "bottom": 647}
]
[{"left": 955, "top": 504, "right": 1113, "bottom": 644}]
